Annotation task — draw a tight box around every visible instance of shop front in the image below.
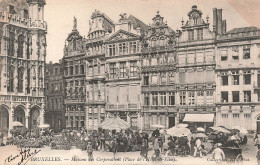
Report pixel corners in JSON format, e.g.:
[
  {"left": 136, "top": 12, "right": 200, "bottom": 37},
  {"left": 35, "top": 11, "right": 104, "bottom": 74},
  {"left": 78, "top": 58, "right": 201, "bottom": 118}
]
[{"left": 183, "top": 113, "right": 215, "bottom": 129}]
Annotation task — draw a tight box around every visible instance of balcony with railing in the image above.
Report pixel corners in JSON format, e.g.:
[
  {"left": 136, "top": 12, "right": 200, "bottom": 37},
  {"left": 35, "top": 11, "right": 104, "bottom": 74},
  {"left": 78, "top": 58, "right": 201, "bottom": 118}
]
[{"left": 106, "top": 103, "right": 141, "bottom": 111}]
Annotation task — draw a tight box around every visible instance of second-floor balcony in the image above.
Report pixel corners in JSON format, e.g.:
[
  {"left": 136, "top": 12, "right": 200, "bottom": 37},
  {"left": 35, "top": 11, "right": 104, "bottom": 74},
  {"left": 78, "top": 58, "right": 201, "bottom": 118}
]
[
  {"left": 0, "top": 95, "right": 44, "bottom": 104},
  {"left": 106, "top": 103, "right": 141, "bottom": 111}
]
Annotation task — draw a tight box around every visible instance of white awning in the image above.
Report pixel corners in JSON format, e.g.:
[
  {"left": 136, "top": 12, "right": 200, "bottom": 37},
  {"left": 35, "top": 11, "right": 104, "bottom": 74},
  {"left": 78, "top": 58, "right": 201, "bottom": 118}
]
[{"left": 183, "top": 114, "right": 214, "bottom": 123}]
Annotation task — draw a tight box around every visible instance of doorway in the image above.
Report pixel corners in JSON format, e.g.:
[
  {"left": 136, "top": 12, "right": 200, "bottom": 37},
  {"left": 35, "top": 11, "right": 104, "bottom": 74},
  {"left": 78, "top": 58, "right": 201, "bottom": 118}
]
[{"left": 169, "top": 117, "right": 175, "bottom": 128}]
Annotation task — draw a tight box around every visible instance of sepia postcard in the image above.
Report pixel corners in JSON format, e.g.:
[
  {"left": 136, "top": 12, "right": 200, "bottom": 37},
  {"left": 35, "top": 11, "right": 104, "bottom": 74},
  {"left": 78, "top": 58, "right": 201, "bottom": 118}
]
[{"left": 0, "top": 0, "right": 260, "bottom": 164}]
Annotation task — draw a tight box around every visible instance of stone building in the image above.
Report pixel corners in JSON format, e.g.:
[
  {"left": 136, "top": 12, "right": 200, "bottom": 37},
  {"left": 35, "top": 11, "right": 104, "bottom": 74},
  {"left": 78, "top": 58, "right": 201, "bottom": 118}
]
[
  {"left": 140, "top": 12, "right": 176, "bottom": 130},
  {"left": 84, "top": 10, "right": 114, "bottom": 130},
  {"left": 104, "top": 14, "right": 148, "bottom": 129},
  {"left": 45, "top": 61, "right": 65, "bottom": 132},
  {"left": 175, "top": 6, "right": 216, "bottom": 128},
  {"left": 0, "top": 0, "right": 47, "bottom": 137},
  {"left": 61, "top": 6, "right": 259, "bottom": 132},
  {"left": 215, "top": 26, "right": 260, "bottom": 131},
  {"left": 63, "top": 17, "right": 86, "bottom": 129}
]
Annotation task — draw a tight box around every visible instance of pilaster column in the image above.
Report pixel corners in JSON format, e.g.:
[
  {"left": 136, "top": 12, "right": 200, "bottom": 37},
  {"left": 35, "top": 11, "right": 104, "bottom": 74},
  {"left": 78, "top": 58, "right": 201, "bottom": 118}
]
[
  {"left": 157, "top": 113, "right": 160, "bottom": 125},
  {"left": 165, "top": 113, "right": 169, "bottom": 128},
  {"left": 127, "top": 112, "right": 131, "bottom": 126},
  {"left": 149, "top": 113, "right": 152, "bottom": 128},
  {"left": 228, "top": 106, "right": 232, "bottom": 128}
]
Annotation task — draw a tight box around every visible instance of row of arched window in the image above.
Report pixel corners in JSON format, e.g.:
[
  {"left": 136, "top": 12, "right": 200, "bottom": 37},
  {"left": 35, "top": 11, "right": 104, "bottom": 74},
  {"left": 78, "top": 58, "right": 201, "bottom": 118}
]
[
  {"left": 8, "top": 33, "right": 30, "bottom": 58},
  {"left": 7, "top": 65, "right": 43, "bottom": 93}
]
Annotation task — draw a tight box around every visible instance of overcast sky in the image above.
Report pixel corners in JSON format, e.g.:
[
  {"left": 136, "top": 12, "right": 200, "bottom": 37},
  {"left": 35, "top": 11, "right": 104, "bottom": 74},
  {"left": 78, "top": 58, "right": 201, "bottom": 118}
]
[{"left": 44, "top": 0, "right": 260, "bottom": 63}]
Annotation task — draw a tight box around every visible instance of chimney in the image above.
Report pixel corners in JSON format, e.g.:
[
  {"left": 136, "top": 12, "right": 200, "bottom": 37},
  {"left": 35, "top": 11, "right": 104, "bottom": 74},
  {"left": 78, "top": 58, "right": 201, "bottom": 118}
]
[
  {"left": 217, "top": 9, "right": 223, "bottom": 35},
  {"left": 222, "top": 20, "right": 226, "bottom": 34},
  {"left": 213, "top": 8, "right": 217, "bottom": 33}
]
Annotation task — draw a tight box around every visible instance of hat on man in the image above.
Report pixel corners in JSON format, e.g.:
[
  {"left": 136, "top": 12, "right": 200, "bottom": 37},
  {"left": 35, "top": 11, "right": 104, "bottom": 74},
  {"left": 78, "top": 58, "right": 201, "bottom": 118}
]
[{"left": 217, "top": 143, "right": 222, "bottom": 147}]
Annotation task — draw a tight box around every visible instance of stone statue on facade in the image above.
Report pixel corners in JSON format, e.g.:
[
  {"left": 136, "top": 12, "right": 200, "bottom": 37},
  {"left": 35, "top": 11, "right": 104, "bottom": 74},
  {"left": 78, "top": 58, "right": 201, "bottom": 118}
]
[{"left": 73, "top": 17, "right": 77, "bottom": 31}]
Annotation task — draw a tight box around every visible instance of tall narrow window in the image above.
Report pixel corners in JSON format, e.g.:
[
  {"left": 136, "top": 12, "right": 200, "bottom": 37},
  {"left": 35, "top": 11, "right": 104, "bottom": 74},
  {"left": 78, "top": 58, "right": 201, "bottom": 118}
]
[
  {"left": 109, "top": 63, "right": 116, "bottom": 79},
  {"left": 169, "top": 92, "right": 175, "bottom": 105},
  {"left": 119, "top": 43, "right": 123, "bottom": 55},
  {"left": 122, "top": 43, "right": 128, "bottom": 54},
  {"left": 144, "top": 76, "right": 149, "bottom": 85},
  {"left": 152, "top": 92, "right": 158, "bottom": 105},
  {"left": 109, "top": 44, "right": 115, "bottom": 56},
  {"left": 130, "top": 61, "right": 137, "bottom": 77},
  {"left": 80, "top": 65, "right": 84, "bottom": 74},
  {"left": 188, "top": 30, "right": 194, "bottom": 41},
  {"left": 144, "top": 93, "right": 150, "bottom": 106},
  {"left": 232, "top": 71, "right": 239, "bottom": 85},
  {"left": 221, "top": 72, "right": 228, "bottom": 86},
  {"left": 17, "top": 35, "right": 24, "bottom": 58},
  {"left": 130, "top": 42, "right": 137, "bottom": 54},
  {"left": 8, "top": 66, "right": 14, "bottom": 92},
  {"left": 9, "top": 32, "right": 15, "bottom": 56},
  {"left": 243, "top": 46, "right": 250, "bottom": 59},
  {"left": 27, "top": 37, "right": 30, "bottom": 59},
  {"left": 180, "top": 91, "right": 186, "bottom": 106},
  {"left": 197, "top": 29, "right": 203, "bottom": 40},
  {"left": 73, "top": 40, "right": 76, "bottom": 50},
  {"left": 120, "top": 62, "right": 126, "bottom": 78},
  {"left": 244, "top": 91, "right": 251, "bottom": 102},
  {"left": 188, "top": 91, "right": 195, "bottom": 105},
  {"left": 18, "top": 68, "right": 24, "bottom": 93},
  {"left": 160, "top": 92, "right": 166, "bottom": 105},
  {"left": 221, "top": 91, "right": 228, "bottom": 103},
  {"left": 232, "top": 91, "right": 239, "bottom": 102},
  {"left": 243, "top": 71, "right": 251, "bottom": 85},
  {"left": 27, "top": 68, "right": 30, "bottom": 94}
]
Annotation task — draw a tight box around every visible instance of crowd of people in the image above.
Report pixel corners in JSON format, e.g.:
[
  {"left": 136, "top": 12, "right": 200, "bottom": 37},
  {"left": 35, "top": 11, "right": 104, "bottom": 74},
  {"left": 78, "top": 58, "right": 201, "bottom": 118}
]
[{"left": 0, "top": 125, "right": 253, "bottom": 162}]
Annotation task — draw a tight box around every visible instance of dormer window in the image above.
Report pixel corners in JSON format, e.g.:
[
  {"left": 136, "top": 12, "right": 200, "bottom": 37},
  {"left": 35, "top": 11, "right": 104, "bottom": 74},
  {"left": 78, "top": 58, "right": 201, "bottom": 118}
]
[
  {"left": 24, "top": 9, "right": 28, "bottom": 18},
  {"left": 9, "top": 5, "right": 15, "bottom": 14}
]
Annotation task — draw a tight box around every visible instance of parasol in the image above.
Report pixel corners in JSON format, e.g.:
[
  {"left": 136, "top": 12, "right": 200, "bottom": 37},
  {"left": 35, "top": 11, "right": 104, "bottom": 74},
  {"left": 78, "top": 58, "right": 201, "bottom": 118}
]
[
  {"left": 176, "top": 123, "right": 188, "bottom": 128},
  {"left": 12, "top": 121, "right": 23, "bottom": 127},
  {"left": 39, "top": 124, "right": 50, "bottom": 128},
  {"left": 167, "top": 127, "right": 191, "bottom": 137},
  {"left": 209, "top": 126, "right": 231, "bottom": 134},
  {"left": 231, "top": 126, "right": 248, "bottom": 134},
  {"left": 197, "top": 127, "right": 205, "bottom": 132},
  {"left": 100, "top": 117, "right": 130, "bottom": 131},
  {"left": 151, "top": 124, "right": 165, "bottom": 128}
]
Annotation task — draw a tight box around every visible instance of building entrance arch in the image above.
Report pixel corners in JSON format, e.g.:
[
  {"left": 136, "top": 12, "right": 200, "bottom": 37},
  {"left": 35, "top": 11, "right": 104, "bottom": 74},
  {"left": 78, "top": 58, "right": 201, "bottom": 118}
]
[
  {"left": 0, "top": 106, "right": 9, "bottom": 137},
  {"left": 14, "top": 107, "right": 25, "bottom": 126}
]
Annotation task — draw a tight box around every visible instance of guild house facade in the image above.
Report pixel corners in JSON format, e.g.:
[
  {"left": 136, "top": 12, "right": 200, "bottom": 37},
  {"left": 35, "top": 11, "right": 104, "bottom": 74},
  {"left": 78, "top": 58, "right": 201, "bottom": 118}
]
[
  {"left": 45, "top": 61, "right": 65, "bottom": 132},
  {"left": 0, "top": 0, "right": 47, "bottom": 137},
  {"left": 60, "top": 6, "right": 259, "bottom": 132}
]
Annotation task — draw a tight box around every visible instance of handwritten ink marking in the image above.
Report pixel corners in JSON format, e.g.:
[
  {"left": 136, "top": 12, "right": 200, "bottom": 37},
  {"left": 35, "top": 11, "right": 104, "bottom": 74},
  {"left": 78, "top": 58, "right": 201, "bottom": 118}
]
[{"left": 4, "top": 148, "right": 41, "bottom": 165}]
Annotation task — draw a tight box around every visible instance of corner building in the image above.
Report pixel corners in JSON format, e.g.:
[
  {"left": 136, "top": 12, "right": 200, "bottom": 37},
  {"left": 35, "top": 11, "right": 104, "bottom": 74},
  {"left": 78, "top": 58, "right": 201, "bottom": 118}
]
[
  {"left": 0, "top": 0, "right": 47, "bottom": 137},
  {"left": 215, "top": 27, "right": 260, "bottom": 131}
]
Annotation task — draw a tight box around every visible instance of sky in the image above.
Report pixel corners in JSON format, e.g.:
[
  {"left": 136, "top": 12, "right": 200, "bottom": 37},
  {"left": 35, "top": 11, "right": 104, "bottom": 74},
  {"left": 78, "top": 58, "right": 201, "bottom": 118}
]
[{"left": 44, "top": 0, "right": 260, "bottom": 63}]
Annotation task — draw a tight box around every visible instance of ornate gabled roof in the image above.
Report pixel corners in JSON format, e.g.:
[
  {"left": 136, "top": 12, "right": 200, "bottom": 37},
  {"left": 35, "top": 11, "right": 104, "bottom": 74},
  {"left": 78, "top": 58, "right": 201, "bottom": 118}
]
[
  {"left": 106, "top": 29, "right": 140, "bottom": 42},
  {"left": 91, "top": 9, "right": 115, "bottom": 25},
  {"left": 127, "top": 15, "right": 149, "bottom": 32},
  {"left": 66, "top": 17, "right": 82, "bottom": 41},
  {"left": 226, "top": 26, "right": 260, "bottom": 34},
  {"left": 188, "top": 5, "right": 202, "bottom": 17}
]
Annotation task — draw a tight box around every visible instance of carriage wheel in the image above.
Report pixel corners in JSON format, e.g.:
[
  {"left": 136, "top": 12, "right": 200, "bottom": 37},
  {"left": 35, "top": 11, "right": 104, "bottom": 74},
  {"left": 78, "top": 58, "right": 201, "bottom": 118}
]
[{"left": 235, "top": 154, "right": 243, "bottom": 165}]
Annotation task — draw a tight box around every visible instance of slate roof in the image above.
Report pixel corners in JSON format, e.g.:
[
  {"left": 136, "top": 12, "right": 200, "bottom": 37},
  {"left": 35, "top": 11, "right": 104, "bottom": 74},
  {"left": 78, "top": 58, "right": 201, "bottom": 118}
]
[{"left": 226, "top": 26, "right": 260, "bottom": 34}]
